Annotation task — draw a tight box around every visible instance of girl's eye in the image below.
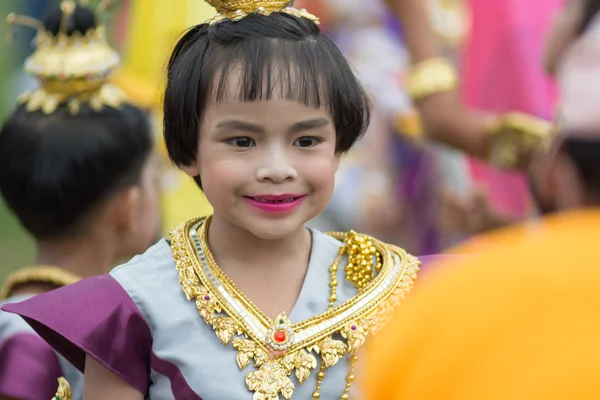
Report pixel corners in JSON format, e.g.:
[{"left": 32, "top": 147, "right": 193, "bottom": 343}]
[
  {"left": 228, "top": 137, "right": 255, "bottom": 148},
  {"left": 294, "top": 137, "right": 321, "bottom": 148}
]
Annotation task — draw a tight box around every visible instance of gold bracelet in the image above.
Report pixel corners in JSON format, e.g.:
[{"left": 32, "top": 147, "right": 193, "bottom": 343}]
[
  {"left": 406, "top": 57, "right": 458, "bottom": 101},
  {"left": 485, "top": 112, "right": 555, "bottom": 169}
]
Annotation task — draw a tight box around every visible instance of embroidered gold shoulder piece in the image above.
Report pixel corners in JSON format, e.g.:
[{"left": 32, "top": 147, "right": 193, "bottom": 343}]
[
  {"left": 0, "top": 266, "right": 81, "bottom": 300},
  {"left": 170, "top": 217, "right": 420, "bottom": 399}
]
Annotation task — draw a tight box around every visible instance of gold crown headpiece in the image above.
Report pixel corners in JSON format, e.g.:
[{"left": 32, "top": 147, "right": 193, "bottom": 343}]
[
  {"left": 205, "top": 0, "right": 319, "bottom": 25},
  {"left": 6, "top": 0, "right": 127, "bottom": 115}
]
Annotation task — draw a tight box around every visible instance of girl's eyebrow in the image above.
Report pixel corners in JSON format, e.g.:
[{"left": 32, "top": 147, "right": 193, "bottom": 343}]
[
  {"left": 289, "top": 118, "right": 330, "bottom": 133},
  {"left": 216, "top": 118, "right": 330, "bottom": 134},
  {"left": 216, "top": 120, "right": 264, "bottom": 133}
]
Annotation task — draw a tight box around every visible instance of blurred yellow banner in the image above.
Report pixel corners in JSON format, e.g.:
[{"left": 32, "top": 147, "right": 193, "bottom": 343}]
[{"left": 114, "top": 0, "right": 215, "bottom": 234}]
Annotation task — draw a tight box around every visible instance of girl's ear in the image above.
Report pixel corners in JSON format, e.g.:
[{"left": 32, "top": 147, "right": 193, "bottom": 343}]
[{"left": 180, "top": 163, "right": 200, "bottom": 177}]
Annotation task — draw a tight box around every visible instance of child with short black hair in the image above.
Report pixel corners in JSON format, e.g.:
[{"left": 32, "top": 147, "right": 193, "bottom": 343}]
[{"left": 5, "top": 2, "right": 430, "bottom": 399}]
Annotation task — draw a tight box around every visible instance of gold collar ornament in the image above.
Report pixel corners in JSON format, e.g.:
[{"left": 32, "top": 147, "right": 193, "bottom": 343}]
[
  {"left": 6, "top": 0, "right": 127, "bottom": 115},
  {"left": 171, "top": 217, "right": 420, "bottom": 399},
  {"left": 206, "top": 0, "right": 319, "bottom": 25},
  {"left": 0, "top": 265, "right": 81, "bottom": 300}
]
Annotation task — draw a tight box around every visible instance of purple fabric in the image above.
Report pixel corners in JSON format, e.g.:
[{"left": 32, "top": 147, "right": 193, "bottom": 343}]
[
  {"left": 2, "top": 274, "right": 204, "bottom": 400},
  {"left": 150, "top": 353, "right": 203, "bottom": 400},
  {"left": 395, "top": 140, "right": 441, "bottom": 256},
  {"left": 2, "top": 275, "right": 151, "bottom": 396},
  {"left": 0, "top": 332, "right": 62, "bottom": 400}
]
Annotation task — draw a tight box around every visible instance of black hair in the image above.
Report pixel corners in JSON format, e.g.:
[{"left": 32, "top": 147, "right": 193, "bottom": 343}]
[
  {"left": 562, "top": 137, "right": 600, "bottom": 198},
  {"left": 579, "top": 0, "right": 600, "bottom": 34},
  {"left": 42, "top": 1, "right": 97, "bottom": 35},
  {"left": 0, "top": 4, "right": 153, "bottom": 239},
  {"left": 163, "top": 12, "right": 371, "bottom": 168},
  {"left": 0, "top": 105, "right": 152, "bottom": 239}
]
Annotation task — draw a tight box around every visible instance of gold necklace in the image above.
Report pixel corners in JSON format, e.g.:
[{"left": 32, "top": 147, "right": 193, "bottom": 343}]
[
  {"left": 171, "top": 216, "right": 420, "bottom": 400},
  {"left": 199, "top": 218, "right": 350, "bottom": 398},
  {"left": 197, "top": 219, "right": 388, "bottom": 335},
  {"left": 197, "top": 218, "right": 367, "bottom": 328},
  {"left": 0, "top": 265, "right": 81, "bottom": 300}
]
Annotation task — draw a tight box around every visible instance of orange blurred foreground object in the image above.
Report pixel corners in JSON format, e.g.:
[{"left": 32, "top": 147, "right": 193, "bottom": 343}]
[{"left": 365, "top": 209, "right": 600, "bottom": 400}]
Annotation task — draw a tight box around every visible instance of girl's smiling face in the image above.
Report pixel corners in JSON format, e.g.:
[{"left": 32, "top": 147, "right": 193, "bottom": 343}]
[
  {"left": 164, "top": 15, "right": 373, "bottom": 241},
  {"left": 181, "top": 72, "right": 339, "bottom": 240}
]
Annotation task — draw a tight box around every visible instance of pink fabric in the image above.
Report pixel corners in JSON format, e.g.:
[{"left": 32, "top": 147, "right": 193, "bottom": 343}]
[
  {"left": 462, "top": 0, "right": 563, "bottom": 216},
  {"left": 0, "top": 333, "right": 62, "bottom": 400}
]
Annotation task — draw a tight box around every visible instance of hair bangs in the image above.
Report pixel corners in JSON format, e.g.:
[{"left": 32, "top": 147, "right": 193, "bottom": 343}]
[
  {"left": 164, "top": 12, "right": 371, "bottom": 168},
  {"left": 209, "top": 38, "right": 328, "bottom": 110}
]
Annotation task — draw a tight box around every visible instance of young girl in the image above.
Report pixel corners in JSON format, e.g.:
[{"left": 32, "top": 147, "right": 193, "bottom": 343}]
[
  {"left": 0, "top": 1, "right": 159, "bottom": 399},
  {"left": 4, "top": 1, "right": 432, "bottom": 398}
]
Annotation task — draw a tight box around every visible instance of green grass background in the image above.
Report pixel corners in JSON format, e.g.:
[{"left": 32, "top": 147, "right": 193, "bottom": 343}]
[{"left": 0, "top": 0, "right": 36, "bottom": 281}]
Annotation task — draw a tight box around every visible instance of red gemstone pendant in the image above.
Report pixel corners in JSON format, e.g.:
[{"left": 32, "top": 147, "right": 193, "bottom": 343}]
[
  {"left": 273, "top": 330, "right": 287, "bottom": 343},
  {"left": 266, "top": 313, "right": 295, "bottom": 352}
]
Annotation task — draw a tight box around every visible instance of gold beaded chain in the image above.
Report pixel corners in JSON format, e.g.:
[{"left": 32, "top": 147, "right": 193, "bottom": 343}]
[
  {"left": 328, "top": 247, "right": 344, "bottom": 308},
  {"left": 311, "top": 232, "right": 381, "bottom": 399},
  {"left": 312, "top": 246, "right": 345, "bottom": 399}
]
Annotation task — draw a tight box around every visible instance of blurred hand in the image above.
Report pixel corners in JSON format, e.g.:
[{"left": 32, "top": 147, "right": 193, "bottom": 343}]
[
  {"left": 359, "top": 191, "right": 404, "bottom": 238},
  {"left": 382, "top": 0, "right": 402, "bottom": 7},
  {"left": 440, "top": 187, "right": 515, "bottom": 235}
]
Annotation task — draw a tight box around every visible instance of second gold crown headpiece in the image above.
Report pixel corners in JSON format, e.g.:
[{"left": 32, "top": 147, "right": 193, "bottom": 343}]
[
  {"left": 6, "top": 0, "right": 127, "bottom": 115},
  {"left": 205, "top": 0, "right": 319, "bottom": 25}
]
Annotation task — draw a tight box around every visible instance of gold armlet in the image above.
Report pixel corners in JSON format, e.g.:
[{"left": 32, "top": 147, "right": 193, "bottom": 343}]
[
  {"left": 52, "top": 377, "right": 72, "bottom": 400},
  {"left": 485, "top": 112, "right": 555, "bottom": 169},
  {"left": 406, "top": 58, "right": 458, "bottom": 101}
]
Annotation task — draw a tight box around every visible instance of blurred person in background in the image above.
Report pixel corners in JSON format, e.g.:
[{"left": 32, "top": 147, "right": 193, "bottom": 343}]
[
  {"left": 364, "top": 1, "right": 600, "bottom": 398},
  {"left": 385, "top": 0, "right": 559, "bottom": 237},
  {"left": 0, "top": 1, "right": 159, "bottom": 399},
  {"left": 297, "top": 0, "right": 561, "bottom": 252}
]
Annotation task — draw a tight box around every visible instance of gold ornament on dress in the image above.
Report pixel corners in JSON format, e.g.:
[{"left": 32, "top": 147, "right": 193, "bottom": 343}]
[
  {"left": 5, "top": 0, "right": 127, "bottom": 115},
  {"left": 170, "top": 216, "right": 420, "bottom": 399},
  {"left": 52, "top": 377, "right": 72, "bottom": 400},
  {"left": 0, "top": 266, "right": 81, "bottom": 300},
  {"left": 205, "top": 0, "right": 319, "bottom": 25}
]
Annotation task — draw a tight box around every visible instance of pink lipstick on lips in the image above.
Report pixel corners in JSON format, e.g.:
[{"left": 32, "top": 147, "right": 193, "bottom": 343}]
[{"left": 243, "top": 194, "right": 307, "bottom": 213}]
